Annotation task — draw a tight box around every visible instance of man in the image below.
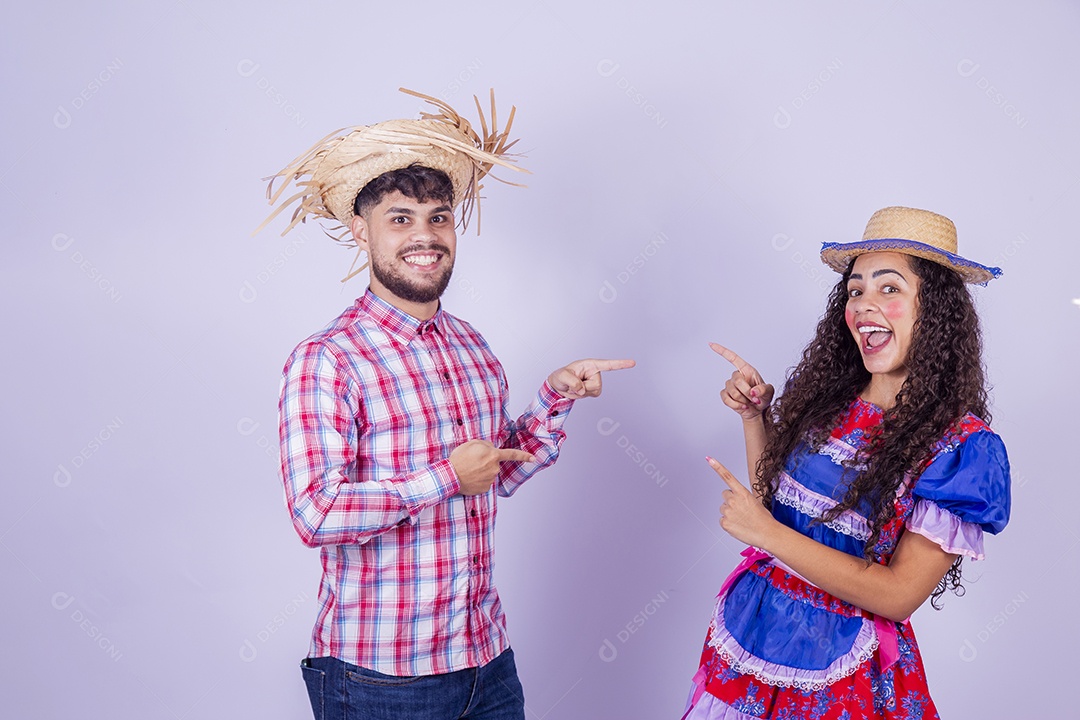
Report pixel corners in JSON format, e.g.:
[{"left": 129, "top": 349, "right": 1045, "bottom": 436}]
[{"left": 260, "top": 89, "right": 634, "bottom": 719}]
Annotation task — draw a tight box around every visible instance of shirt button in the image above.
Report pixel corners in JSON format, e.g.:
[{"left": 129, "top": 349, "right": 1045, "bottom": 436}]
[
  {"left": 456, "top": 418, "right": 464, "bottom": 426},
  {"left": 472, "top": 555, "right": 479, "bottom": 564},
  {"left": 549, "top": 410, "right": 559, "bottom": 417},
  {"left": 443, "top": 371, "right": 450, "bottom": 380},
  {"left": 471, "top": 509, "right": 477, "bottom": 517}
]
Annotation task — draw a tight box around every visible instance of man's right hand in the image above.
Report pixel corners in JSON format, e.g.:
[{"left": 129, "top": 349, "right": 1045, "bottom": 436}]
[{"left": 449, "top": 440, "right": 537, "bottom": 495}]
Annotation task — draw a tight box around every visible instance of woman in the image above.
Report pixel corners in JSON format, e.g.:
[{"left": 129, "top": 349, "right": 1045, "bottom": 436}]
[{"left": 683, "top": 207, "right": 1011, "bottom": 719}]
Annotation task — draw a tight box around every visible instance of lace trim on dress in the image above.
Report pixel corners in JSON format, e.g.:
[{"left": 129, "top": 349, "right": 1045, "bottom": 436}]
[
  {"left": 817, "top": 437, "right": 862, "bottom": 467},
  {"left": 706, "top": 591, "right": 879, "bottom": 692},
  {"left": 774, "top": 474, "right": 872, "bottom": 541}
]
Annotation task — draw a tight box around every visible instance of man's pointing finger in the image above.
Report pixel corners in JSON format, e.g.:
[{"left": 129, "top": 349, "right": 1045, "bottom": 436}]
[
  {"left": 497, "top": 449, "right": 538, "bottom": 464},
  {"left": 592, "top": 358, "right": 636, "bottom": 373}
]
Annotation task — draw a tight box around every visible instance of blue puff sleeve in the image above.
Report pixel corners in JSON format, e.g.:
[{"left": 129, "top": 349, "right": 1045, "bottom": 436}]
[{"left": 913, "top": 430, "right": 1011, "bottom": 534}]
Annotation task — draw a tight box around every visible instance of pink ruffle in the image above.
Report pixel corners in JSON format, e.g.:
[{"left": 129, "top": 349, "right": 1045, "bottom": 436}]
[
  {"left": 774, "top": 474, "right": 872, "bottom": 541},
  {"left": 682, "top": 689, "right": 765, "bottom": 720},
  {"left": 905, "top": 499, "right": 986, "bottom": 560}
]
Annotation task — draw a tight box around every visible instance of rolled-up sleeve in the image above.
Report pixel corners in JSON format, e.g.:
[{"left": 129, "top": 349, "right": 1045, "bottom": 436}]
[{"left": 496, "top": 379, "right": 575, "bottom": 497}]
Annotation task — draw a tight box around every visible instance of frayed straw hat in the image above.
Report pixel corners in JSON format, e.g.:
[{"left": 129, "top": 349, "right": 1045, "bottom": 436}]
[
  {"left": 254, "top": 88, "right": 526, "bottom": 248},
  {"left": 820, "top": 206, "right": 1001, "bottom": 285}
]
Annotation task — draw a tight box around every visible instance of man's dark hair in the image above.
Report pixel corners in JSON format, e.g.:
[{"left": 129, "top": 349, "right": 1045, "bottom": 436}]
[{"left": 353, "top": 164, "right": 455, "bottom": 218}]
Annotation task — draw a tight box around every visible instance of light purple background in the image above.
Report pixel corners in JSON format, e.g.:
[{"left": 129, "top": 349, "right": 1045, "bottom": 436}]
[{"left": 4, "top": 1, "right": 1078, "bottom": 718}]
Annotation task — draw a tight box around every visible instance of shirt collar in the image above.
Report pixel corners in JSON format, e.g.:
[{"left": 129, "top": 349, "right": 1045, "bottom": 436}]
[{"left": 357, "top": 289, "right": 445, "bottom": 345}]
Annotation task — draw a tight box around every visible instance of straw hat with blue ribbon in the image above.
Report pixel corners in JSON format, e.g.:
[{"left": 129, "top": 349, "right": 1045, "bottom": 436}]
[{"left": 820, "top": 206, "right": 1002, "bottom": 285}]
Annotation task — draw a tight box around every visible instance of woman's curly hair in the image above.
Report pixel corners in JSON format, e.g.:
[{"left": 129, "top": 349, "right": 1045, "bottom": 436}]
[{"left": 754, "top": 255, "right": 990, "bottom": 608}]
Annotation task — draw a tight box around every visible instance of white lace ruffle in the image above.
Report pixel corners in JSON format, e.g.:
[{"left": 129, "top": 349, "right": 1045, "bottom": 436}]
[
  {"left": 706, "top": 591, "right": 878, "bottom": 692},
  {"left": 816, "top": 437, "right": 861, "bottom": 467},
  {"left": 774, "top": 474, "right": 872, "bottom": 541}
]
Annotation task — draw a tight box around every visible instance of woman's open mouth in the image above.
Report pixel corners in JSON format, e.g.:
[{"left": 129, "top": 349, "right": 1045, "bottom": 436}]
[{"left": 858, "top": 323, "right": 893, "bottom": 354}]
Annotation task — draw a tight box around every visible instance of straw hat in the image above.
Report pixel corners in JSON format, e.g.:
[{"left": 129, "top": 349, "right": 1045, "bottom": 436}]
[
  {"left": 254, "top": 88, "right": 526, "bottom": 245},
  {"left": 820, "top": 206, "right": 1002, "bottom": 285}
]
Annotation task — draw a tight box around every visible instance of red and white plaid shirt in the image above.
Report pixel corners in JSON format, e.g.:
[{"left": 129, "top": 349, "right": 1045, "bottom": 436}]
[{"left": 279, "top": 290, "right": 573, "bottom": 676}]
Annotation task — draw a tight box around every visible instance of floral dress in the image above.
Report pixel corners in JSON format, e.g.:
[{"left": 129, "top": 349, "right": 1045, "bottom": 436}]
[{"left": 683, "top": 398, "right": 1011, "bottom": 720}]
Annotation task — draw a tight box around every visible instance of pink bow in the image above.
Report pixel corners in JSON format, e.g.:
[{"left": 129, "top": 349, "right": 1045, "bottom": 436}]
[
  {"left": 682, "top": 547, "right": 770, "bottom": 718},
  {"left": 717, "top": 546, "right": 771, "bottom": 598},
  {"left": 873, "top": 613, "right": 910, "bottom": 671}
]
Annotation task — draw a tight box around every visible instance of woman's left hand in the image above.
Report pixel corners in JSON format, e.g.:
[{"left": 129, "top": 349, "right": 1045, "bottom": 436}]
[{"left": 708, "top": 456, "right": 778, "bottom": 550}]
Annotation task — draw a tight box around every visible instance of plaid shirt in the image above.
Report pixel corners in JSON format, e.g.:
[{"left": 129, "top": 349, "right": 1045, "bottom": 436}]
[{"left": 279, "top": 290, "right": 573, "bottom": 676}]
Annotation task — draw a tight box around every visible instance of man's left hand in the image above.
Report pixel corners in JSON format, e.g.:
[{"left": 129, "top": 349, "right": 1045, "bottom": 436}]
[{"left": 547, "top": 358, "right": 636, "bottom": 399}]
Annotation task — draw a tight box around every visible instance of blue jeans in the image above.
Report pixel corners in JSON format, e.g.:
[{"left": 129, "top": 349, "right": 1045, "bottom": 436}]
[{"left": 300, "top": 648, "right": 525, "bottom": 720}]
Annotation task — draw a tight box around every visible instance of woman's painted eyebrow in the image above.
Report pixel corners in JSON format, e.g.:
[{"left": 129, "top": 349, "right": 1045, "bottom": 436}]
[{"left": 848, "top": 269, "right": 906, "bottom": 281}]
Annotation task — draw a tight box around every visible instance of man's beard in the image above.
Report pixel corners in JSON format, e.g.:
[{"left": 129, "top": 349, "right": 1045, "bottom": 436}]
[{"left": 370, "top": 243, "right": 454, "bottom": 304}]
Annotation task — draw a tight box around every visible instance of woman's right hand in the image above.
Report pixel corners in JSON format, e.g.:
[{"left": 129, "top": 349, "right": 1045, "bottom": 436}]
[{"left": 709, "top": 343, "right": 774, "bottom": 421}]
